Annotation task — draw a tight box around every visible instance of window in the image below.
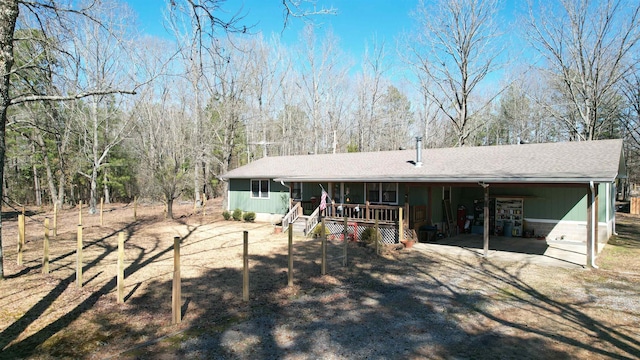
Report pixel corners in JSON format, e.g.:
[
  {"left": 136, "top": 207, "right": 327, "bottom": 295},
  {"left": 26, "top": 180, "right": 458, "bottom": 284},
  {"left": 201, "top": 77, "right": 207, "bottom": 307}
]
[
  {"left": 382, "top": 183, "right": 397, "bottom": 203},
  {"left": 367, "top": 183, "right": 380, "bottom": 203},
  {"left": 291, "top": 182, "right": 302, "bottom": 200},
  {"left": 251, "top": 179, "right": 269, "bottom": 198},
  {"left": 367, "top": 182, "right": 398, "bottom": 204}
]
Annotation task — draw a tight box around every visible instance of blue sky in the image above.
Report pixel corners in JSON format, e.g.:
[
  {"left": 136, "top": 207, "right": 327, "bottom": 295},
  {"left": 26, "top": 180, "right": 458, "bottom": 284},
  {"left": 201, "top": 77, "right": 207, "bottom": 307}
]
[
  {"left": 125, "top": 0, "right": 511, "bottom": 59},
  {"left": 125, "top": 0, "right": 527, "bottom": 65},
  {"left": 125, "top": 0, "right": 524, "bottom": 85}
]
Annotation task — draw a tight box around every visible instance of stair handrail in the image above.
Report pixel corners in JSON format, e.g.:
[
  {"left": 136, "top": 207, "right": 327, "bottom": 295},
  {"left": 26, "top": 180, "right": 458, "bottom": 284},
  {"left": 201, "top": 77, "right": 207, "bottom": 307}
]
[
  {"left": 304, "top": 206, "right": 321, "bottom": 236},
  {"left": 282, "top": 202, "right": 302, "bottom": 232}
]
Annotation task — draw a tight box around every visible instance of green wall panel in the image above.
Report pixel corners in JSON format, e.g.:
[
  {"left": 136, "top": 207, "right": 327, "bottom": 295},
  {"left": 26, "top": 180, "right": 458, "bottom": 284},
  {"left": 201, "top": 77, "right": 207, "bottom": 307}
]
[
  {"left": 229, "top": 179, "right": 290, "bottom": 215},
  {"left": 454, "top": 184, "right": 611, "bottom": 222},
  {"left": 231, "top": 179, "right": 612, "bottom": 223}
]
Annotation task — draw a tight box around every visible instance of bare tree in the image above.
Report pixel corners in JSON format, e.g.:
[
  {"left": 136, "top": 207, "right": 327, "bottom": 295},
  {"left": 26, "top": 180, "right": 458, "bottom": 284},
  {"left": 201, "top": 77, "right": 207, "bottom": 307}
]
[
  {"left": 0, "top": 0, "right": 138, "bottom": 279},
  {"left": 296, "top": 25, "right": 352, "bottom": 154},
  {"left": 69, "top": 2, "right": 139, "bottom": 214},
  {"left": 134, "top": 82, "right": 193, "bottom": 218},
  {"left": 526, "top": 0, "right": 640, "bottom": 140},
  {"left": 353, "top": 39, "right": 389, "bottom": 152},
  {"left": 409, "top": 0, "right": 504, "bottom": 146}
]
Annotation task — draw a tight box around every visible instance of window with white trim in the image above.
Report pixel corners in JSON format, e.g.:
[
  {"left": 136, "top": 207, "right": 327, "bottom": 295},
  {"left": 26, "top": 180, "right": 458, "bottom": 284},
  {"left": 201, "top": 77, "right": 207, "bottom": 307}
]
[
  {"left": 251, "top": 179, "right": 269, "bottom": 198},
  {"left": 366, "top": 182, "right": 398, "bottom": 204},
  {"left": 291, "top": 182, "right": 302, "bottom": 200}
]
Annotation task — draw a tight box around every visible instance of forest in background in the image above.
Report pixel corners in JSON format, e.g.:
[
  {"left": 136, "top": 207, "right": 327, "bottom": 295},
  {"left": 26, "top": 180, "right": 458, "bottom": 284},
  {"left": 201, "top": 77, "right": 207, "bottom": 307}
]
[{"left": 4, "top": 0, "right": 640, "bottom": 218}]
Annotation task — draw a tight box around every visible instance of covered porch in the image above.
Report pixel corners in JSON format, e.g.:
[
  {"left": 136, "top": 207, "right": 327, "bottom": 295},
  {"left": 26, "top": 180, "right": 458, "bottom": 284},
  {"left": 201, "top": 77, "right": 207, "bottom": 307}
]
[{"left": 284, "top": 200, "right": 414, "bottom": 244}]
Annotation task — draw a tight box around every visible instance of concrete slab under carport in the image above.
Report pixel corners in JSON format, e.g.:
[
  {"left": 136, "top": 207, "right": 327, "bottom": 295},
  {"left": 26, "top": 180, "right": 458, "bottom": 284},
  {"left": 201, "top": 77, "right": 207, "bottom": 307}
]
[{"left": 412, "top": 234, "right": 596, "bottom": 269}]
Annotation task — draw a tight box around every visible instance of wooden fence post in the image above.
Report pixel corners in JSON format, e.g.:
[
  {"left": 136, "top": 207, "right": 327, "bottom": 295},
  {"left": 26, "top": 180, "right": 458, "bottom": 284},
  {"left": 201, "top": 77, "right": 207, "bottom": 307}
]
[
  {"left": 399, "top": 207, "right": 404, "bottom": 243},
  {"left": 375, "top": 211, "right": 380, "bottom": 255},
  {"left": 17, "top": 214, "right": 24, "bottom": 266},
  {"left": 134, "top": 197, "right": 138, "bottom": 221},
  {"left": 100, "top": 197, "right": 104, "bottom": 227},
  {"left": 343, "top": 217, "right": 348, "bottom": 267},
  {"left": 117, "top": 232, "right": 125, "bottom": 303},
  {"left": 243, "top": 231, "right": 249, "bottom": 302},
  {"left": 77, "top": 224, "right": 83, "bottom": 288},
  {"left": 321, "top": 217, "right": 327, "bottom": 276},
  {"left": 43, "top": 218, "right": 50, "bottom": 274},
  {"left": 78, "top": 200, "right": 82, "bottom": 226},
  {"left": 172, "top": 236, "right": 181, "bottom": 324},
  {"left": 288, "top": 224, "right": 293, "bottom": 286}
]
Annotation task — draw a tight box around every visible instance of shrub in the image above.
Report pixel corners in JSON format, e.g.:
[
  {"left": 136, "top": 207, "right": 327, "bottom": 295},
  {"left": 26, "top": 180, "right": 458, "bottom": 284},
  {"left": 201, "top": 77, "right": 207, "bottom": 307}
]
[
  {"left": 232, "top": 208, "right": 243, "bottom": 221},
  {"left": 243, "top": 212, "right": 256, "bottom": 222},
  {"left": 222, "top": 210, "right": 231, "bottom": 220},
  {"left": 361, "top": 227, "right": 382, "bottom": 245},
  {"left": 312, "top": 224, "right": 331, "bottom": 237}
]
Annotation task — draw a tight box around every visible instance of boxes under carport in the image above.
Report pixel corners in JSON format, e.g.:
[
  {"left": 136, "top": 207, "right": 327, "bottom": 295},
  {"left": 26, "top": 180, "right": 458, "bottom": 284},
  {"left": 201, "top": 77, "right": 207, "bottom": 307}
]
[{"left": 419, "top": 225, "right": 438, "bottom": 242}]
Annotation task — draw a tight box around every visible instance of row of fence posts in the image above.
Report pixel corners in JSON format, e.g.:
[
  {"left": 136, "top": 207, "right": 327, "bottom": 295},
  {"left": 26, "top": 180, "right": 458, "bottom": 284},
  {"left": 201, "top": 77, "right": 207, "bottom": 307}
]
[
  {"left": 23, "top": 213, "right": 126, "bottom": 294},
  {"left": 18, "top": 197, "right": 138, "bottom": 268},
  {"left": 17, "top": 200, "right": 129, "bottom": 298},
  {"left": 16, "top": 199, "right": 357, "bottom": 326},
  {"left": 169, "top": 217, "right": 354, "bottom": 324},
  {"left": 19, "top": 195, "right": 212, "bottom": 269}
]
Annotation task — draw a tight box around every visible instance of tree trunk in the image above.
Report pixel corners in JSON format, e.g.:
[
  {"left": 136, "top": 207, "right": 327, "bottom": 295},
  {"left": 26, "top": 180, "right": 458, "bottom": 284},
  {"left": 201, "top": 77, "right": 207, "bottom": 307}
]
[
  {"left": 89, "top": 98, "right": 99, "bottom": 214},
  {"left": 103, "top": 167, "right": 110, "bottom": 204},
  {"left": 33, "top": 160, "right": 41, "bottom": 206},
  {"left": 89, "top": 166, "right": 98, "bottom": 214},
  {"left": 34, "top": 129, "right": 59, "bottom": 206},
  {"left": 0, "top": 0, "right": 20, "bottom": 279},
  {"left": 166, "top": 193, "right": 174, "bottom": 219}
]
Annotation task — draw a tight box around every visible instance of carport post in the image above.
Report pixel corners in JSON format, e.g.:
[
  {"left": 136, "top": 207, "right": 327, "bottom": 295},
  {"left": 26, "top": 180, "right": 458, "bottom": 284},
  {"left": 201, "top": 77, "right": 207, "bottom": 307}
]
[
  {"left": 587, "top": 182, "right": 600, "bottom": 268},
  {"left": 483, "top": 183, "right": 490, "bottom": 257}
]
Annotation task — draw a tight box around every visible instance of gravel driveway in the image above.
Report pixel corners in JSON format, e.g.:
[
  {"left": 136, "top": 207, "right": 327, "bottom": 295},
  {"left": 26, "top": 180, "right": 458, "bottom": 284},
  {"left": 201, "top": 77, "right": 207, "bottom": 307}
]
[{"left": 127, "top": 238, "right": 640, "bottom": 360}]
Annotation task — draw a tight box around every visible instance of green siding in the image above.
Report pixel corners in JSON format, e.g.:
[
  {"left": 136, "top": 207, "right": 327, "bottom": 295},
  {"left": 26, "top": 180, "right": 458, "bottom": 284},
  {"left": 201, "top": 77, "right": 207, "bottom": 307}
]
[
  {"left": 455, "top": 184, "right": 611, "bottom": 222},
  {"left": 229, "top": 179, "right": 290, "bottom": 215},
  {"left": 231, "top": 179, "right": 612, "bottom": 224}
]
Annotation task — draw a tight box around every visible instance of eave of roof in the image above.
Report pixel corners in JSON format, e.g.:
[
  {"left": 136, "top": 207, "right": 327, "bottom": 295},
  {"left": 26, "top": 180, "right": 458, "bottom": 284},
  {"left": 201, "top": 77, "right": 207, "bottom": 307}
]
[{"left": 221, "top": 139, "right": 625, "bottom": 184}]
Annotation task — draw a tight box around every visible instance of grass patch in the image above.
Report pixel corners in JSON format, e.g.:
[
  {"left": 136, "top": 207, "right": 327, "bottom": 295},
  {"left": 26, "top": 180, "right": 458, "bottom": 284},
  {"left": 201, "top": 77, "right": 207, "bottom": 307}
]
[{"left": 597, "top": 213, "right": 640, "bottom": 272}]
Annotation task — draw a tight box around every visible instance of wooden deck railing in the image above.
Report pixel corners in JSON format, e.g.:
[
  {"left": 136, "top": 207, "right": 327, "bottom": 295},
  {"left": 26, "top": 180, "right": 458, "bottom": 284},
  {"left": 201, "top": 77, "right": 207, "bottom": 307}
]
[
  {"left": 282, "top": 202, "right": 302, "bottom": 232},
  {"left": 304, "top": 206, "right": 320, "bottom": 235},
  {"left": 296, "top": 201, "right": 412, "bottom": 242},
  {"left": 323, "top": 202, "right": 407, "bottom": 224}
]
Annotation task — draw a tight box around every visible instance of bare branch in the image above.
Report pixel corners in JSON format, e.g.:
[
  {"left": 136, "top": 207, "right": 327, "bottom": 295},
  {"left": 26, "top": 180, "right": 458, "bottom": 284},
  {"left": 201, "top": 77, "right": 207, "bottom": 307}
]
[{"left": 10, "top": 89, "right": 136, "bottom": 105}]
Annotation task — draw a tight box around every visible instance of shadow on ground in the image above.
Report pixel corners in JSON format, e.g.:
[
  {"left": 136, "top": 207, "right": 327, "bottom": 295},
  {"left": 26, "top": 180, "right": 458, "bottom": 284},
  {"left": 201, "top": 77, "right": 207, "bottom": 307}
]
[{"left": 2, "top": 215, "right": 639, "bottom": 359}]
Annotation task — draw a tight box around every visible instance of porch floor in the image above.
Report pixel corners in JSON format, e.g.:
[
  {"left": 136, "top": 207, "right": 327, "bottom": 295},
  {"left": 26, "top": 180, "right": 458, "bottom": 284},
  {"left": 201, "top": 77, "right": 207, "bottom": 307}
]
[{"left": 412, "top": 233, "right": 603, "bottom": 269}]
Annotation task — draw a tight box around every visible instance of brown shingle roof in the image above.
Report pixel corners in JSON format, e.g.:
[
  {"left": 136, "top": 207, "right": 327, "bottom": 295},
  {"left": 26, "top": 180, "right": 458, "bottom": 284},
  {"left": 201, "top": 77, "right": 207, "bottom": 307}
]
[{"left": 221, "top": 139, "right": 626, "bottom": 184}]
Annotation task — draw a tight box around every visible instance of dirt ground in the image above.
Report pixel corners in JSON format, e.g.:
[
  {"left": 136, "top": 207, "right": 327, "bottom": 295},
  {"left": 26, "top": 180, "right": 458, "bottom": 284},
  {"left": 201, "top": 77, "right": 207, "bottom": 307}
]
[{"left": 0, "top": 201, "right": 639, "bottom": 359}]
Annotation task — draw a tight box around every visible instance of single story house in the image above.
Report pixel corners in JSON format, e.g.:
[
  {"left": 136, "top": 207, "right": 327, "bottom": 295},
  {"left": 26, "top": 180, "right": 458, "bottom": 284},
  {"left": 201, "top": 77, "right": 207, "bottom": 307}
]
[{"left": 221, "top": 139, "right": 626, "bottom": 267}]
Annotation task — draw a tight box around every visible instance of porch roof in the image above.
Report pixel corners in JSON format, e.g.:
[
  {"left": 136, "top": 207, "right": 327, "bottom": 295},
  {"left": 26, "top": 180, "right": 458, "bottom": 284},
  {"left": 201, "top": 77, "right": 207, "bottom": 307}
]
[{"left": 221, "top": 139, "right": 626, "bottom": 185}]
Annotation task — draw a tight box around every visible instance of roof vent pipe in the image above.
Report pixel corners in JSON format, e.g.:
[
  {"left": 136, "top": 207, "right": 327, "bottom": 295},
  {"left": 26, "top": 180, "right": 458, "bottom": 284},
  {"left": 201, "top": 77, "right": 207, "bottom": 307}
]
[{"left": 416, "top": 136, "right": 423, "bottom": 167}]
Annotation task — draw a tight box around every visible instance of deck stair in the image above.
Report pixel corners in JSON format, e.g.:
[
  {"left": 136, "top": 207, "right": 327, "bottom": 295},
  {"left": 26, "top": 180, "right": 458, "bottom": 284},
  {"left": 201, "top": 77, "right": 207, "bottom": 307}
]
[{"left": 291, "top": 216, "right": 310, "bottom": 234}]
